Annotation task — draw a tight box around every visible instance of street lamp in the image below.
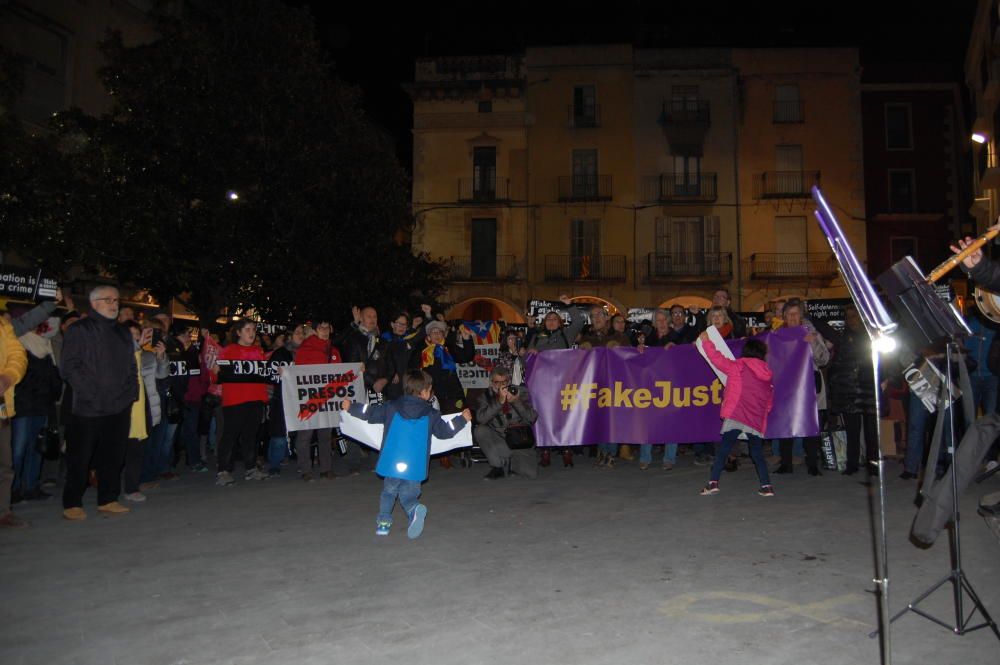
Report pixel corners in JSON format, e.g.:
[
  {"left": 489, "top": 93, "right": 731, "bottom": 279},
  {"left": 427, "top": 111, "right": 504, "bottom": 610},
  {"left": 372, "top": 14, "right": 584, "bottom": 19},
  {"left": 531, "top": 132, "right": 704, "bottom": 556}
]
[
  {"left": 226, "top": 190, "right": 240, "bottom": 201},
  {"left": 972, "top": 132, "right": 987, "bottom": 144}
]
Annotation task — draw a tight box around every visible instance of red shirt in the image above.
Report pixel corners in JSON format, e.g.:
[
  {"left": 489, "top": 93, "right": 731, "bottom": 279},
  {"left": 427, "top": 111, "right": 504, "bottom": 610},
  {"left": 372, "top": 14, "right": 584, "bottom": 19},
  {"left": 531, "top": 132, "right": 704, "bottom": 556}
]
[
  {"left": 218, "top": 343, "right": 269, "bottom": 407},
  {"left": 294, "top": 335, "right": 342, "bottom": 365}
]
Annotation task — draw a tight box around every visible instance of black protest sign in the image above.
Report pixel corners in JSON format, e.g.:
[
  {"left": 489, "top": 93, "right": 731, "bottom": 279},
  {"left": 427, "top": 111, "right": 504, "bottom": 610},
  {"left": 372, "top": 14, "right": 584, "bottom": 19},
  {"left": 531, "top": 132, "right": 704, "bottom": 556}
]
[
  {"left": 0, "top": 265, "right": 58, "bottom": 301},
  {"left": 216, "top": 359, "right": 275, "bottom": 384},
  {"left": 805, "top": 298, "right": 852, "bottom": 332}
]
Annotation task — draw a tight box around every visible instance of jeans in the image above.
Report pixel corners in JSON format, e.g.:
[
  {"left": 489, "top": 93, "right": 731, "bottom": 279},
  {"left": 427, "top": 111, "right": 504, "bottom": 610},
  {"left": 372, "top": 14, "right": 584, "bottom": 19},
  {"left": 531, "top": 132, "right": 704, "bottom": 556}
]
[
  {"left": 970, "top": 375, "right": 999, "bottom": 416},
  {"left": 904, "top": 397, "right": 952, "bottom": 475},
  {"left": 711, "top": 429, "right": 770, "bottom": 485},
  {"left": 181, "top": 404, "right": 203, "bottom": 467},
  {"left": 11, "top": 415, "right": 47, "bottom": 492},
  {"left": 268, "top": 435, "right": 287, "bottom": 472},
  {"left": 378, "top": 476, "right": 421, "bottom": 525},
  {"left": 142, "top": 421, "right": 178, "bottom": 482},
  {"left": 598, "top": 443, "right": 619, "bottom": 456},
  {"left": 639, "top": 444, "right": 677, "bottom": 465}
]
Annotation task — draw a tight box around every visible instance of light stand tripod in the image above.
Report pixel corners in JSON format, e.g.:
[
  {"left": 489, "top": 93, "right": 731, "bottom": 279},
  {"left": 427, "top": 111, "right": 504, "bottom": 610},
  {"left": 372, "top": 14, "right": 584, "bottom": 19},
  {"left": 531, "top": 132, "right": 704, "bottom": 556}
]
[{"left": 878, "top": 340, "right": 1000, "bottom": 639}]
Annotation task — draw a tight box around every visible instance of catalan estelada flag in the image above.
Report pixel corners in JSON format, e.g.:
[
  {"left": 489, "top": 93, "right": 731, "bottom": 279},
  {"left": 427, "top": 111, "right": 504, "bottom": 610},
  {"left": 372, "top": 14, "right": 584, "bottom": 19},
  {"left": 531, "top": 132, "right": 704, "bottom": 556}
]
[{"left": 461, "top": 320, "right": 501, "bottom": 345}]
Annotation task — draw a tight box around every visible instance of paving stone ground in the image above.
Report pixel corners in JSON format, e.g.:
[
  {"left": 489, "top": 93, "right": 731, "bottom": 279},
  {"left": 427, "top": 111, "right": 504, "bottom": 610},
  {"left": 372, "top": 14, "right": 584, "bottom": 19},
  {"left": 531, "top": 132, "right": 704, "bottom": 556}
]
[{"left": 1, "top": 452, "right": 998, "bottom": 665}]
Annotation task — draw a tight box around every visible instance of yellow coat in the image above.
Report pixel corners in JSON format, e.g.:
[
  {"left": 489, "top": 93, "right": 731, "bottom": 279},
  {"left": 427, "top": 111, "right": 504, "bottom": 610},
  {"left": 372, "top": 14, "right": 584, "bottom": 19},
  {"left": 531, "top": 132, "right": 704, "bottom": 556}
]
[{"left": 0, "top": 317, "right": 28, "bottom": 419}]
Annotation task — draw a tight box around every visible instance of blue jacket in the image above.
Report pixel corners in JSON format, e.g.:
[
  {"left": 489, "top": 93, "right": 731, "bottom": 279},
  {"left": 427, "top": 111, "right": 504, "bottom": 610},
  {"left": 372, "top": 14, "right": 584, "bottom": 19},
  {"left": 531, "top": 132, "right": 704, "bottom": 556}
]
[{"left": 348, "top": 395, "right": 466, "bottom": 482}]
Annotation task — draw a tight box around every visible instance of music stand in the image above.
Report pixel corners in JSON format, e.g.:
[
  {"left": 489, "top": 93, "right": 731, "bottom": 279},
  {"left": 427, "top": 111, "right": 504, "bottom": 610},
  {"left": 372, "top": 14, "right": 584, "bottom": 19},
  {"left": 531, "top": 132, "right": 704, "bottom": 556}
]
[
  {"left": 876, "top": 252, "right": 1000, "bottom": 642},
  {"left": 812, "top": 187, "right": 898, "bottom": 665}
]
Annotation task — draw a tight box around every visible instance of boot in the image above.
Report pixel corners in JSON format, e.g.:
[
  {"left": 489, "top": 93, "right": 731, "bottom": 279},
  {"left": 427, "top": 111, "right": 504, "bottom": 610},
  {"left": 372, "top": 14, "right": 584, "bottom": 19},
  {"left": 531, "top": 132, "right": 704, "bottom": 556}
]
[
  {"left": 619, "top": 444, "right": 635, "bottom": 461},
  {"left": 540, "top": 450, "right": 551, "bottom": 467},
  {"left": 562, "top": 449, "right": 574, "bottom": 468},
  {"left": 483, "top": 466, "right": 505, "bottom": 480},
  {"left": 439, "top": 456, "right": 453, "bottom": 470}
]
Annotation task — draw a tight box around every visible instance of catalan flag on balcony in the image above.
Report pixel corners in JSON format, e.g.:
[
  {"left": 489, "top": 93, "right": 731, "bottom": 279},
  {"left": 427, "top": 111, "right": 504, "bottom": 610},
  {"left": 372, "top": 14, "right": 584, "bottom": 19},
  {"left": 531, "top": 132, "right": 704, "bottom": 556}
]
[
  {"left": 579, "top": 255, "right": 591, "bottom": 279},
  {"left": 460, "top": 320, "right": 501, "bottom": 345}
]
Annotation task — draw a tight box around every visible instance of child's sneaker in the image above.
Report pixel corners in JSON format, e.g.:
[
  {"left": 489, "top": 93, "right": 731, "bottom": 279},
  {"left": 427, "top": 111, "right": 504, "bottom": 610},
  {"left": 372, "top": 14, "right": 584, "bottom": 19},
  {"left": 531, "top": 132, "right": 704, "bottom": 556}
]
[
  {"left": 758, "top": 484, "right": 775, "bottom": 497},
  {"left": 700, "top": 481, "right": 720, "bottom": 496},
  {"left": 407, "top": 504, "right": 427, "bottom": 539},
  {"left": 375, "top": 520, "right": 391, "bottom": 536}
]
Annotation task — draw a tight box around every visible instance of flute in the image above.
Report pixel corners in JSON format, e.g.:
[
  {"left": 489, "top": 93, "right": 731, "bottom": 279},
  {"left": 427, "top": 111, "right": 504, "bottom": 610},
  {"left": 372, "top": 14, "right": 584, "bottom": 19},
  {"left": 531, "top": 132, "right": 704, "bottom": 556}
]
[{"left": 928, "top": 225, "right": 1000, "bottom": 283}]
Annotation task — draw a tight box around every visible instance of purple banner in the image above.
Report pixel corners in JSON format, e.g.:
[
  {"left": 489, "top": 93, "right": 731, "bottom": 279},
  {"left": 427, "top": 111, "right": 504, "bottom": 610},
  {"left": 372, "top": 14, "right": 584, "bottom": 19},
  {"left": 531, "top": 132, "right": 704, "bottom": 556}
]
[{"left": 525, "top": 328, "right": 819, "bottom": 445}]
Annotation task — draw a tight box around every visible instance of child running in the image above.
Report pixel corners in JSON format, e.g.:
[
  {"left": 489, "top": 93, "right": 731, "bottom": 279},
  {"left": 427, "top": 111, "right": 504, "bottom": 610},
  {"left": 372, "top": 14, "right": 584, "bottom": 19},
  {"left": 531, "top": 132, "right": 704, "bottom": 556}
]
[
  {"left": 697, "top": 331, "right": 776, "bottom": 497},
  {"left": 342, "top": 370, "right": 471, "bottom": 538}
]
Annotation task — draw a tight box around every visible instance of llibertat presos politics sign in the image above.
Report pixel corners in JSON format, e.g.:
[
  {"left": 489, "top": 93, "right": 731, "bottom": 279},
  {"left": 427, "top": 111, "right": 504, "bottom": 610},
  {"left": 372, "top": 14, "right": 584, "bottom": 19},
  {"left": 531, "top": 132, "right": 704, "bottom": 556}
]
[
  {"left": 526, "top": 327, "right": 819, "bottom": 445},
  {"left": 280, "top": 363, "right": 366, "bottom": 431}
]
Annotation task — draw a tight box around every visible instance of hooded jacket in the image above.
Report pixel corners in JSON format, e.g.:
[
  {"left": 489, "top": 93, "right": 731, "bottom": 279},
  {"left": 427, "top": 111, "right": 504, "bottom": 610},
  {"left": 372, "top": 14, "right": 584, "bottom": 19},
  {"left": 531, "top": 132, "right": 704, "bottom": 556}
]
[
  {"left": 0, "top": 318, "right": 28, "bottom": 419},
  {"left": 348, "top": 394, "right": 467, "bottom": 482},
  {"left": 294, "top": 334, "right": 341, "bottom": 365},
  {"left": 13, "top": 331, "right": 62, "bottom": 417},
  {"left": 702, "top": 336, "right": 774, "bottom": 434},
  {"left": 527, "top": 306, "right": 589, "bottom": 352}
]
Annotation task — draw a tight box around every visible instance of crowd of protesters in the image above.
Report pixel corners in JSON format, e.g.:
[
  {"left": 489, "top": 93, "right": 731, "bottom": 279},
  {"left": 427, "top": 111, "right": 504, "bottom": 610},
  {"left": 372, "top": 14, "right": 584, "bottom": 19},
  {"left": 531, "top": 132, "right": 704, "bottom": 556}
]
[{"left": 1, "top": 282, "right": 998, "bottom": 530}]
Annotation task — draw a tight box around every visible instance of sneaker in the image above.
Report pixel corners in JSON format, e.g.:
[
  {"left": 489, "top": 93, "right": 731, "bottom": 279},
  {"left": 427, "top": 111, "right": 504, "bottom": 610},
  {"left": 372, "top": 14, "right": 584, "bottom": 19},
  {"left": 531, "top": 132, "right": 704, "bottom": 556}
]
[
  {"left": 139, "top": 481, "right": 160, "bottom": 491},
  {"left": 244, "top": 468, "right": 268, "bottom": 481},
  {"left": 302, "top": 473, "right": 315, "bottom": 483},
  {"left": 159, "top": 471, "right": 180, "bottom": 481},
  {"left": 319, "top": 471, "right": 334, "bottom": 480},
  {"left": 638, "top": 463, "right": 649, "bottom": 471},
  {"left": 62, "top": 507, "right": 87, "bottom": 521},
  {"left": 407, "top": 504, "right": 428, "bottom": 539},
  {"left": 662, "top": 462, "right": 674, "bottom": 471},
  {"left": 268, "top": 468, "right": 281, "bottom": 478},
  {"left": 190, "top": 463, "right": 209, "bottom": 473},
  {"left": 215, "top": 471, "right": 235, "bottom": 487},
  {"left": 0, "top": 510, "right": 29, "bottom": 528},
  {"left": 97, "top": 501, "right": 130, "bottom": 514},
  {"left": 700, "top": 481, "right": 720, "bottom": 496},
  {"left": 693, "top": 455, "right": 711, "bottom": 467},
  {"left": 124, "top": 492, "right": 147, "bottom": 503},
  {"left": 758, "top": 485, "right": 775, "bottom": 497},
  {"left": 375, "top": 520, "right": 391, "bottom": 536}
]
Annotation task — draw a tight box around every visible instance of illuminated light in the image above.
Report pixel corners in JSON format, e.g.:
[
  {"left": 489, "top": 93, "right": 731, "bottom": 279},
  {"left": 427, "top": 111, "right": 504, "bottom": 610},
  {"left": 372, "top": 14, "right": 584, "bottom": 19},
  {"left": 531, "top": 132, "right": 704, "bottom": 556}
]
[
  {"left": 395, "top": 462, "right": 408, "bottom": 473},
  {"left": 972, "top": 133, "right": 987, "bottom": 144},
  {"left": 873, "top": 335, "right": 897, "bottom": 354},
  {"left": 227, "top": 190, "right": 239, "bottom": 201}
]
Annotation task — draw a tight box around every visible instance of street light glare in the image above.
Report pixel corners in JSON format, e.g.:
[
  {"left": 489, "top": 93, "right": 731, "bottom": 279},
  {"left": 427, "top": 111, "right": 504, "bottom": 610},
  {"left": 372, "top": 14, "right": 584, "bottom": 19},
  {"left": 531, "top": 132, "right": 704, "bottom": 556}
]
[
  {"left": 972, "top": 133, "right": 987, "bottom": 144},
  {"left": 227, "top": 190, "right": 239, "bottom": 201},
  {"left": 873, "top": 335, "right": 897, "bottom": 354}
]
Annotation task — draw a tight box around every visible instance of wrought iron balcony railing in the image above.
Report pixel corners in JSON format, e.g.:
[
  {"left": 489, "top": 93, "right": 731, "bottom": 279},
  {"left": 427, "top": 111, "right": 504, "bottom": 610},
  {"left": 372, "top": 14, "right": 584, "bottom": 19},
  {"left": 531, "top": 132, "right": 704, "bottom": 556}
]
[
  {"left": 457, "top": 177, "right": 510, "bottom": 203},
  {"left": 646, "top": 173, "right": 718, "bottom": 202},
  {"left": 568, "top": 104, "right": 601, "bottom": 128},
  {"left": 753, "top": 171, "right": 820, "bottom": 199},
  {"left": 645, "top": 252, "right": 733, "bottom": 281},
  {"left": 449, "top": 255, "right": 518, "bottom": 281},
  {"left": 773, "top": 100, "right": 805, "bottom": 123},
  {"left": 544, "top": 255, "right": 626, "bottom": 282},
  {"left": 745, "top": 253, "right": 838, "bottom": 280},
  {"left": 558, "top": 174, "right": 613, "bottom": 202}
]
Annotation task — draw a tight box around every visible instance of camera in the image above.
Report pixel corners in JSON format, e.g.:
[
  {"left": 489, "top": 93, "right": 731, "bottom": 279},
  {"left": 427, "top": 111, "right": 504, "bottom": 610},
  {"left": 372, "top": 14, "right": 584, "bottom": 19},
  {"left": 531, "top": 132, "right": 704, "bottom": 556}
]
[{"left": 508, "top": 386, "right": 518, "bottom": 396}]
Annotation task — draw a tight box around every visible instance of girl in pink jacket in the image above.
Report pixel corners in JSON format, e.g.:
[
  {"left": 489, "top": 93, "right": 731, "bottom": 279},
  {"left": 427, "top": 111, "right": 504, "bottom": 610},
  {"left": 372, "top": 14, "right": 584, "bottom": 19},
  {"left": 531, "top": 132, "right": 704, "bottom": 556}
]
[{"left": 699, "top": 333, "right": 776, "bottom": 497}]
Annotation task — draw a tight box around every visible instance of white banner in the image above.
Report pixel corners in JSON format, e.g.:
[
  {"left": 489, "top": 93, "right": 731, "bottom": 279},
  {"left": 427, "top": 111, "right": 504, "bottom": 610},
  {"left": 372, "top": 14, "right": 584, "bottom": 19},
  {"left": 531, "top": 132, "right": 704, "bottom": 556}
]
[
  {"left": 339, "top": 409, "right": 472, "bottom": 455},
  {"left": 457, "top": 343, "right": 500, "bottom": 390},
  {"left": 281, "top": 363, "right": 366, "bottom": 431}
]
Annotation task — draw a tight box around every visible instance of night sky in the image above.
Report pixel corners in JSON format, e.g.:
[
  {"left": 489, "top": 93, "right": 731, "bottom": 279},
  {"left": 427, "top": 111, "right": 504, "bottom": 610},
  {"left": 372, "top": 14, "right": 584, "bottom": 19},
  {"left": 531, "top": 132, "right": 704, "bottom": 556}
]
[{"left": 296, "top": 1, "right": 979, "bottom": 169}]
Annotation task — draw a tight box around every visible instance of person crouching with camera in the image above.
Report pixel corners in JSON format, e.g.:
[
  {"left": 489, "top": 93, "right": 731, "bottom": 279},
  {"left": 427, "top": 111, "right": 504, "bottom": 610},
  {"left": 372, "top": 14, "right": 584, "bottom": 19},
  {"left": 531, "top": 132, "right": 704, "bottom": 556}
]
[{"left": 475, "top": 366, "right": 539, "bottom": 480}]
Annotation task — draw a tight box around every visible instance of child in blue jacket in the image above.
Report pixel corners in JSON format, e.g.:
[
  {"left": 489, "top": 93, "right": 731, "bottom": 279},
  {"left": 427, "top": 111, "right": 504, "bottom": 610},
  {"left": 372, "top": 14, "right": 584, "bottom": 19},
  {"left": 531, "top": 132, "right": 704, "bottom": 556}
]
[{"left": 343, "top": 369, "right": 471, "bottom": 538}]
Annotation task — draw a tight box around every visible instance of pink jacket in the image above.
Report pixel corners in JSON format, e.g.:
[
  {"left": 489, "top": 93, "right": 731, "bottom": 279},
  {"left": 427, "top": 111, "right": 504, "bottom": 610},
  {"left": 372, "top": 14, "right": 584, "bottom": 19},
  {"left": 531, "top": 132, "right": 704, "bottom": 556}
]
[{"left": 702, "top": 337, "right": 774, "bottom": 435}]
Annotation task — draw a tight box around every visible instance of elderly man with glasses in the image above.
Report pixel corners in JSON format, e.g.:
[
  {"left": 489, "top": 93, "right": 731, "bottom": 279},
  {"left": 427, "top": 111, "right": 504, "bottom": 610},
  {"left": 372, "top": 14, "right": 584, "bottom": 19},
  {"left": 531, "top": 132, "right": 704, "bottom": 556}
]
[
  {"left": 475, "top": 366, "right": 539, "bottom": 480},
  {"left": 59, "top": 286, "right": 139, "bottom": 519}
]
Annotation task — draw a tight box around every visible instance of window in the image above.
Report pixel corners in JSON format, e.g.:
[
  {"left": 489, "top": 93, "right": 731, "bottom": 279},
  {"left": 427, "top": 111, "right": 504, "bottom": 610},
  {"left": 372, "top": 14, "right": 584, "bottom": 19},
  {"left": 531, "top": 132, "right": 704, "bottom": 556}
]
[
  {"left": 890, "top": 237, "right": 918, "bottom": 265},
  {"left": 570, "top": 219, "right": 600, "bottom": 278},
  {"left": 775, "top": 216, "right": 808, "bottom": 254},
  {"left": 653, "top": 216, "right": 719, "bottom": 275},
  {"left": 477, "top": 101, "right": 493, "bottom": 113},
  {"left": 670, "top": 85, "right": 699, "bottom": 111},
  {"left": 888, "top": 170, "right": 916, "bottom": 213},
  {"left": 773, "top": 84, "right": 802, "bottom": 123},
  {"left": 572, "top": 149, "right": 598, "bottom": 198},
  {"left": 572, "top": 85, "right": 597, "bottom": 126},
  {"left": 472, "top": 147, "right": 497, "bottom": 200},
  {"left": 471, "top": 219, "right": 497, "bottom": 278},
  {"left": 671, "top": 154, "right": 702, "bottom": 195},
  {"left": 774, "top": 145, "right": 804, "bottom": 193},
  {"left": 885, "top": 104, "right": 913, "bottom": 150}
]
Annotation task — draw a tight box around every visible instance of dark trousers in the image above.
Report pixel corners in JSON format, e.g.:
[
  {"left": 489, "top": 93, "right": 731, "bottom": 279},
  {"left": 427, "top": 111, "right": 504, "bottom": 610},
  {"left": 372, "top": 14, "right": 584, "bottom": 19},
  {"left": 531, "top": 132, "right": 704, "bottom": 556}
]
[
  {"left": 779, "top": 437, "right": 820, "bottom": 469},
  {"left": 62, "top": 408, "right": 131, "bottom": 508},
  {"left": 218, "top": 402, "right": 264, "bottom": 473},
  {"left": 843, "top": 411, "right": 879, "bottom": 472},
  {"left": 124, "top": 437, "right": 145, "bottom": 494}
]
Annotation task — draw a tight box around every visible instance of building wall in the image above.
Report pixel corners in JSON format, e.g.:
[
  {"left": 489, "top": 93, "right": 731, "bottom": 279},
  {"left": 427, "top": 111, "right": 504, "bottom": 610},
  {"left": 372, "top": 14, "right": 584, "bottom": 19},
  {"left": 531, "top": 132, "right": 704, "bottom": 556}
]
[{"left": 966, "top": 0, "right": 1000, "bottom": 235}]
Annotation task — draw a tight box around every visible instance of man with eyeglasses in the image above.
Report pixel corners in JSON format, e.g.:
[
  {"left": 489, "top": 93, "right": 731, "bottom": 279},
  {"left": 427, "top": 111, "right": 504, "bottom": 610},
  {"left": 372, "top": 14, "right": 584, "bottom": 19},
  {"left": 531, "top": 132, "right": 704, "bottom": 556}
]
[
  {"left": 60, "top": 286, "right": 139, "bottom": 519},
  {"left": 475, "top": 366, "right": 538, "bottom": 479}
]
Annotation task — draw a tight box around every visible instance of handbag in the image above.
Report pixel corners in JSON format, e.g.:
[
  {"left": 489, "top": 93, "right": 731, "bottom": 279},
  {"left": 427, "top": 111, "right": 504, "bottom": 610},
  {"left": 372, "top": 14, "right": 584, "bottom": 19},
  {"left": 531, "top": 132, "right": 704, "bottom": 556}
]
[
  {"left": 504, "top": 424, "right": 536, "bottom": 450},
  {"left": 820, "top": 414, "right": 848, "bottom": 471},
  {"left": 34, "top": 426, "right": 62, "bottom": 461}
]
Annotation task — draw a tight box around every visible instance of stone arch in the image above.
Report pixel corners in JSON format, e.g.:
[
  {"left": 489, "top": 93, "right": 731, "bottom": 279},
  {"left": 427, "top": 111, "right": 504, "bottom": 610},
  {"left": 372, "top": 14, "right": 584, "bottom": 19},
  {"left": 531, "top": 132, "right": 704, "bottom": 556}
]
[
  {"left": 446, "top": 296, "right": 525, "bottom": 323},
  {"left": 657, "top": 295, "right": 712, "bottom": 310},
  {"left": 568, "top": 294, "right": 625, "bottom": 316}
]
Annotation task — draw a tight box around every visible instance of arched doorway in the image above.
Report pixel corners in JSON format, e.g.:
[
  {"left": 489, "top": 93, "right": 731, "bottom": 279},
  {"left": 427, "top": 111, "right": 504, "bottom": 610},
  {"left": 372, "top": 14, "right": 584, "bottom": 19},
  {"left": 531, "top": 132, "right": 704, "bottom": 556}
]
[
  {"left": 657, "top": 295, "right": 712, "bottom": 311},
  {"left": 568, "top": 295, "right": 623, "bottom": 315},
  {"left": 446, "top": 297, "right": 525, "bottom": 323}
]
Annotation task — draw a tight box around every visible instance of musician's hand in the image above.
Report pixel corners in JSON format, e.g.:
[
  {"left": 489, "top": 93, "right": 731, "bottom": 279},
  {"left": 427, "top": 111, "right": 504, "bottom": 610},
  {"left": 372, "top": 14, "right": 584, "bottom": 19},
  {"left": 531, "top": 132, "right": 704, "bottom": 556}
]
[{"left": 951, "top": 236, "right": 983, "bottom": 269}]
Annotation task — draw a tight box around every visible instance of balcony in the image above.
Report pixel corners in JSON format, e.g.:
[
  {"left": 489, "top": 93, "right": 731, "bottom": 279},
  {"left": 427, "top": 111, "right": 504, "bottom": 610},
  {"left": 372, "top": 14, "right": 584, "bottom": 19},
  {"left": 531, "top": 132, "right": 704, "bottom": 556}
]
[
  {"left": 568, "top": 104, "right": 601, "bottom": 128},
  {"left": 773, "top": 100, "right": 805, "bottom": 123},
  {"left": 449, "top": 255, "right": 519, "bottom": 282},
  {"left": 544, "top": 255, "right": 626, "bottom": 282},
  {"left": 645, "top": 173, "right": 718, "bottom": 203},
  {"left": 558, "top": 175, "right": 613, "bottom": 202},
  {"left": 659, "top": 100, "right": 711, "bottom": 126},
  {"left": 458, "top": 177, "right": 511, "bottom": 203},
  {"left": 643, "top": 252, "right": 733, "bottom": 283},
  {"left": 753, "top": 171, "right": 820, "bottom": 199},
  {"left": 745, "top": 253, "right": 838, "bottom": 281}
]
